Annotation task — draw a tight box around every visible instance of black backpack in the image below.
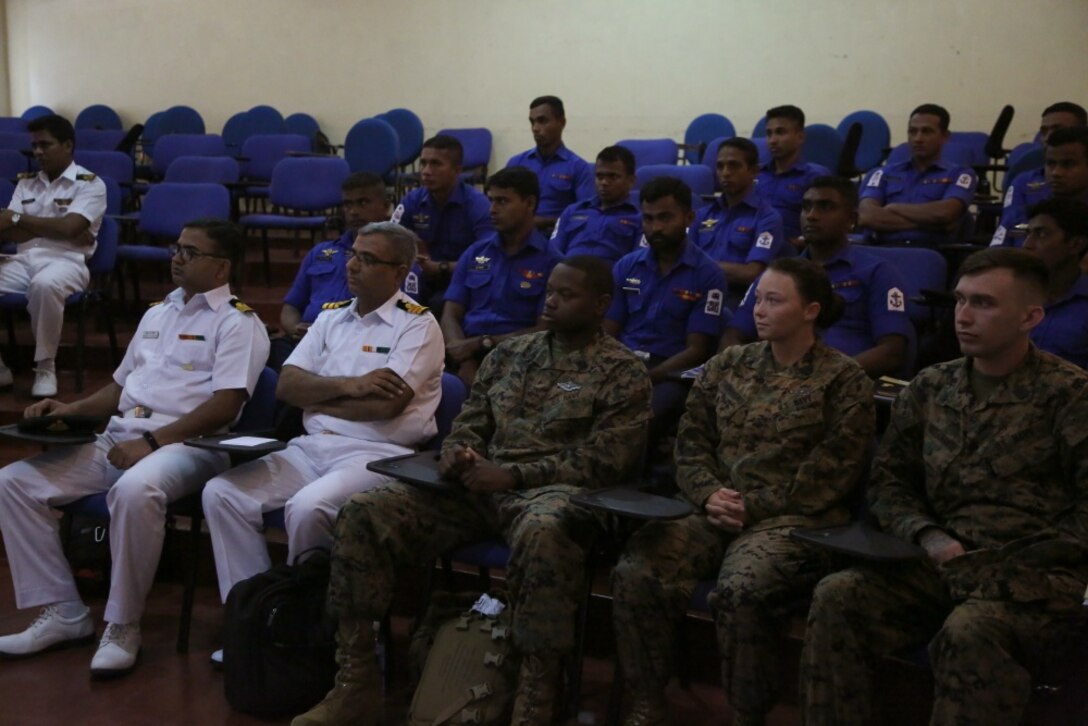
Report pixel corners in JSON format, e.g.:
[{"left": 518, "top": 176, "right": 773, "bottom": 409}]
[{"left": 223, "top": 548, "right": 338, "bottom": 718}]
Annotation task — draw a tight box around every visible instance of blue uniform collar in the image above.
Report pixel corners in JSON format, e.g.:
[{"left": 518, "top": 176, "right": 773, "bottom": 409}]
[
  {"left": 710, "top": 187, "right": 760, "bottom": 213},
  {"left": 802, "top": 242, "right": 854, "bottom": 269},
  {"left": 481, "top": 228, "right": 549, "bottom": 254},
  {"left": 1050, "top": 273, "right": 1088, "bottom": 308},
  {"left": 760, "top": 158, "right": 809, "bottom": 176},
  {"left": 424, "top": 180, "right": 470, "bottom": 208},
  {"left": 892, "top": 157, "right": 956, "bottom": 174},
  {"left": 633, "top": 240, "right": 701, "bottom": 274},
  {"left": 589, "top": 194, "right": 639, "bottom": 212},
  {"left": 527, "top": 143, "right": 573, "bottom": 162}
]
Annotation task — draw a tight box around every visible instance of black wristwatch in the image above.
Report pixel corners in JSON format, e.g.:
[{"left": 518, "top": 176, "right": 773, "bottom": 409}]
[{"left": 142, "top": 430, "right": 161, "bottom": 451}]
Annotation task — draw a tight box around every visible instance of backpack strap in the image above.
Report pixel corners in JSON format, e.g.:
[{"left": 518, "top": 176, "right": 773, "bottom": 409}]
[{"left": 432, "top": 682, "right": 493, "bottom": 725}]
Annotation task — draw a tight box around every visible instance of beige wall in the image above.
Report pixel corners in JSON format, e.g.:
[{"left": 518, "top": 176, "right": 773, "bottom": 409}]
[
  {"left": 4, "top": 0, "right": 1087, "bottom": 164},
  {"left": 0, "top": 1, "right": 9, "bottom": 116}
]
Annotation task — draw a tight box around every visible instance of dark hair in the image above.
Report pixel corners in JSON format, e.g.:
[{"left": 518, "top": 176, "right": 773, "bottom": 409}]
[
  {"left": 26, "top": 114, "right": 75, "bottom": 146},
  {"left": 596, "top": 145, "right": 636, "bottom": 176},
  {"left": 183, "top": 218, "right": 244, "bottom": 267},
  {"left": 557, "top": 254, "right": 614, "bottom": 297},
  {"left": 486, "top": 166, "right": 540, "bottom": 210},
  {"left": 1047, "top": 126, "right": 1088, "bottom": 155},
  {"left": 765, "top": 105, "right": 806, "bottom": 128},
  {"left": 422, "top": 134, "right": 464, "bottom": 166},
  {"left": 767, "top": 257, "right": 845, "bottom": 329},
  {"left": 909, "top": 104, "right": 951, "bottom": 132},
  {"left": 719, "top": 137, "right": 760, "bottom": 167},
  {"left": 530, "top": 96, "right": 565, "bottom": 119},
  {"left": 1042, "top": 102, "right": 1088, "bottom": 126},
  {"left": 1027, "top": 197, "right": 1088, "bottom": 242},
  {"left": 639, "top": 176, "right": 693, "bottom": 212},
  {"left": 808, "top": 175, "right": 859, "bottom": 211},
  {"left": 341, "top": 171, "right": 385, "bottom": 193},
  {"left": 958, "top": 248, "right": 1049, "bottom": 299}
]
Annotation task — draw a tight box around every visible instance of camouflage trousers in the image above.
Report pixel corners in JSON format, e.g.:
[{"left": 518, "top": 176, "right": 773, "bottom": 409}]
[
  {"left": 326, "top": 480, "right": 603, "bottom": 655},
  {"left": 611, "top": 515, "right": 832, "bottom": 719},
  {"left": 801, "top": 560, "right": 1071, "bottom": 726}
]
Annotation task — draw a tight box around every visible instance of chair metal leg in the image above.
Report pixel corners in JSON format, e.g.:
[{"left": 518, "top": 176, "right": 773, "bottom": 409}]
[
  {"left": 565, "top": 536, "right": 598, "bottom": 718},
  {"left": 176, "top": 500, "right": 203, "bottom": 654},
  {"left": 261, "top": 230, "right": 271, "bottom": 286},
  {"left": 606, "top": 659, "right": 625, "bottom": 726}
]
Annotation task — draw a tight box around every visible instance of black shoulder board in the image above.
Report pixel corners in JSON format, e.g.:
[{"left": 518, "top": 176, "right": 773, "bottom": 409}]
[
  {"left": 397, "top": 299, "right": 430, "bottom": 315},
  {"left": 148, "top": 300, "right": 164, "bottom": 307},
  {"left": 229, "top": 298, "right": 256, "bottom": 314},
  {"left": 75, "top": 173, "right": 97, "bottom": 181}
]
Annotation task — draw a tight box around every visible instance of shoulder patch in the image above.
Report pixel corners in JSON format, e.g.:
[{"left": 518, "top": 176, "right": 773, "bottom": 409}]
[
  {"left": 148, "top": 299, "right": 164, "bottom": 307},
  {"left": 75, "top": 173, "right": 97, "bottom": 182},
  {"left": 397, "top": 299, "right": 430, "bottom": 315},
  {"left": 755, "top": 231, "right": 774, "bottom": 249},
  {"left": 229, "top": 298, "right": 256, "bottom": 314},
  {"left": 955, "top": 173, "right": 973, "bottom": 189},
  {"left": 704, "top": 289, "right": 723, "bottom": 316},
  {"left": 321, "top": 299, "right": 352, "bottom": 310},
  {"left": 887, "top": 287, "right": 906, "bottom": 312}
]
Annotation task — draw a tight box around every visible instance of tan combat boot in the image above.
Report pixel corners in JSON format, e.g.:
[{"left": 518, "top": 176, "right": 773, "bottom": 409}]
[
  {"left": 291, "top": 620, "right": 382, "bottom": 726},
  {"left": 510, "top": 653, "right": 561, "bottom": 725},
  {"left": 623, "top": 689, "right": 669, "bottom": 726}
]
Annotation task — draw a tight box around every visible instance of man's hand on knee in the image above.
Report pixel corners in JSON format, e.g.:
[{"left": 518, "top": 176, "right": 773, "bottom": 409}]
[
  {"left": 461, "top": 459, "right": 516, "bottom": 494},
  {"left": 107, "top": 438, "right": 154, "bottom": 470},
  {"left": 919, "top": 527, "right": 966, "bottom": 565}
]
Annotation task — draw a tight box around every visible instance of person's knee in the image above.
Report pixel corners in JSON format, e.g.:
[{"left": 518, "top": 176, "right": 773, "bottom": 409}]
[
  {"left": 810, "top": 569, "right": 867, "bottom": 617},
  {"left": 26, "top": 274, "right": 70, "bottom": 300},
  {"left": 933, "top": 604, "right": 1005, "bottom": 656},
  {"left": 107, "top": 473, "right": 167, "bottom": 513},
  {"left": 284, "top": 488, "right": 335, "bottom": 536},
  {"left": 201, "top": 476, "right": 231, "bottom": 511},
  {"left": 611, "top": 552, "right": 657, "bottom": 597}
]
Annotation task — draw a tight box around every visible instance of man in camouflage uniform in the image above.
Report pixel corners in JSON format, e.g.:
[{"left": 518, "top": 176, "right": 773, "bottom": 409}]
[
  {"left": 612, "top": 258, "right": 875, "bottom": 726},
  {"left": 293, "top": 255, "right": 652, "bottom": 726},
  {"left": 801, "top": 247, "right": 1088, "bottom": 726}
]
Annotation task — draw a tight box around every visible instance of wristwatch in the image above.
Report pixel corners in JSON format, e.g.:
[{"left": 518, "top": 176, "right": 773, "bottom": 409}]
[
  {"left": 481, "top": 336, "right": 495, "bottom": 350},
  {"left": 142, "top": 430, "right": 161, "bottom": 451}
]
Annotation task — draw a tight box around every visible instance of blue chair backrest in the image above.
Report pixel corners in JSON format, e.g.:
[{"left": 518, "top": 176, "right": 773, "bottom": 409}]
[
  {"left": 752, "top": 117, "right": 768, "bottom": 138},
  {"left": 616, "top": 138, "right": 678, "bottom": 169},
  {"left": 75, "top": 128, "right": 125, "bottom": 152},
  {"left": 0, "top": 148, "right": 27, "bottom": 178},
  {"left": 151, "top": 133, "right": 227, "bottom": 177},
  {"left": 379, "top": 108, "right": 424, "bottom": 167},
  {"left": 855, "top": 244, "right": 948, "bottom": 326},
  {"left": 636, "top": 163, "right": 715, "bottom": 200},
  {"left": 268, "top": 156, "right": 350, "bottom": 211},
  {"left": 0, "top": 132, "right": 31, "bottom": 152},
  {"left": 88, "top": 215, "right": 119, "bottom": 277},
  {"left": 284, "top": 113, "right": 320, "bottom": 143},
  {"left": 74, "top": 150, "right": 134, "bottom": 185},
  {"left": 424, "top": 372, "right": 469, "bottom": 450},
  {"left": 1006, "top": 142, "right": 1039, "bottom": 171},
  {"left": 886, "top": 142, "right": 911, "bottom": 165},
  {"left": 139, "top": 182, "right": 231, "bottom": 238},
  {"left": 160, "top": 105, "right": 206, "bottom": 135},
  {"left": 221, "top": 111, "right": 249, "bottom": 153},
  {"left": 437, "top": 128, "right": 492, "bottom": 170},
  {"left": 838, "top": 110, "right": 890, "bottom": 172},
  {"left": 235, "top": 367, "right": 280, "bottom": 432},
  {"left": 344, "top": 117, "right": 400, "bottom": 176},
  {"left": 141, "top": 111, "right": 166, "bottom": 149},
  {"left": 0, "top": 117, "right": 28, "bottom": 133},
  {"left": 802, "top": 124, "right": 844, "bottom": 171},
  {"left": 683, "top": 113, "right": 735, "bottom": 164},
  {"left": 754, "top": 137, "right": 772, "bottom": 166},
  {"left": 75, "top": 104, "right": 123, "bottom": 131},
  {"left": 239, "top": 133, "right": 311, "bottom": 181},
  {"left": 101, "top": 175, "right": 121, "bottom": 215},
  {"left": 1005, "top": 146, "right": 1045, "bottom": 187},
  {"left": 949, "top": 131, "right": 989, "bottom": 165},
  {"left": 246, "top": 105, "right": 285, "bottom": 135},
  {"left": 0, "top": 178, "right": 14, "bottom": 208},
  {"left": 20, "top": 105, "right": 53, "bottom": 121},
  {"left": 701, "top": 135, "right": 731, "bottom": 175},
  {"left": 165, "top": 155, "right": 240, "bottom": 184}
]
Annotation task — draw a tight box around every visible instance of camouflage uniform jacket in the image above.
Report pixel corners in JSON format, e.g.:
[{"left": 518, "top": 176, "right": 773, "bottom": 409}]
[
  {"left": 870, "top": 346, "right": 1088, "bottom": 610},
  {"left": 442, "top": 329, "right": 652, "bottom": 490},
  {"left": 676, "top": 339, "right": 875, "bottom": 530}
]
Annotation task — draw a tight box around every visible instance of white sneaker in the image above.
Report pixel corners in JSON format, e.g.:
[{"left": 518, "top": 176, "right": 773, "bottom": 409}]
[
  {"left": 0, "top": 604, "right": 94, "bottom": 658},
  {"left": 31, "top": 368, "right": 57, "bottom": 398},
  {"left": 90, "top": 622, "right": 141, "bottom": 677},
  {"left": 0, "top": 364, "right": 12, "bottom": 389}
]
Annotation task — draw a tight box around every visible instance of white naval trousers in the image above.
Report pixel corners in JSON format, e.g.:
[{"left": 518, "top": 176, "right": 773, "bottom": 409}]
[
  {"left": 0, "top": 422, "right": 228, "bottom": 624},
  {"left": 202, "top": 433, "right": 408, "bottom": 601},
  {"left": 0, "top": 247, "right": 89, "bottom": 363}
]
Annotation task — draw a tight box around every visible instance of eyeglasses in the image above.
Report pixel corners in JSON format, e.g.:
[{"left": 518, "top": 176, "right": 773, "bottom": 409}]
[
  {"left": 348, "top": 250, "right": 403, "bottom": 268},
  {"left": 169, "top": 243, "right": 230, "bottom": 262}
]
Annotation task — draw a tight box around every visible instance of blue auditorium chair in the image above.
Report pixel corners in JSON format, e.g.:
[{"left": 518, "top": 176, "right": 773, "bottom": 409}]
[
  {"left": 238, "top": 133, "right": 311, "bottom": 203},
  {"left": 165, "top": 156, "right": 241, "bottom": 185},
  {"left": 283, "top": 113, "right": 320, "bottom": 144},
  {"left": 437, "top": 127, "right": 492, "bottom": 183},
  {"left": 636, "top": 164, "right": 714, "bottom": 208},
  {"left": 75, "top": 104, "right": 123, "bottom": 131},
  {"left": 20, "top": 105, "right": 53, "bottom": 121},
  {"left": 149, "top": 133, "right": 228, "bottom": 179},
  {"left": 838, "top": 110, "right": 891, "bottom": 173},
  {"left": 378, "top": 108, "right": 424, "bottom": 171},
  {"left": 682, "top": 113, "right": 735, "bottom": 164},
  {"left": 616, "top": 138, "right": 679, "bottom": 169},
  {"left": 801, "top": 124, "right": 844, "bottom": 172},
  {"left": 343, "top": 117, "right": 399, "bottom": 178},
  {"left": 75, "top": 128, "right": 126, "bottom": 152},
  {"left": 0, "top": 148, "right": 28, "bottom": 179}
]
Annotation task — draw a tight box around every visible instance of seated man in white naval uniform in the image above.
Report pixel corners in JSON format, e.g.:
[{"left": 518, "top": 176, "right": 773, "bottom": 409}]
[
  {"left": 0, "top": 113, "right": 107, "bottom": 397},
  {"left": 202, "top": 221, "right": 444, "bottom": 660},
  {"left": 0, "top": 218, "right": 270, "bottom": 676}
]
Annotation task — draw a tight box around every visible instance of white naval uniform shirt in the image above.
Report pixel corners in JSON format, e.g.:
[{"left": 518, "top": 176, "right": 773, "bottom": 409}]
[
  {"left": 284, "top": 290, "right": 444, "bottom": 447},
  {"left": 8, "top": 161, "right": 107, "bottom": 257},
  {"left": 111, "top": 283, "right": 271, "bottom": 435}
]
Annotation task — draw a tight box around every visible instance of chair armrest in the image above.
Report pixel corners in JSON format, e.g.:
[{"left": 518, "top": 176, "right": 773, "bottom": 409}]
[
  {"left": 570, "top": 486, "right": 693, "bottom": 521},
  {"left": 789, "top": 520, "right": 924, "bottom": 561},
  {"left": 183, "top": 431, "right": 286, "bottom": 455}
]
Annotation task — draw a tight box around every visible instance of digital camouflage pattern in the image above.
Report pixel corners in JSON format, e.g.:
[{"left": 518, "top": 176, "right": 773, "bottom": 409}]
[
  {"left": 327, "top": 330, "right": 651, "bottom": 656},
  {"left": 613, "top": 340, "right": 874, "bottom": 720},
  {"left": 802, "top": 347, "right": 1088, "bottom": 726}
]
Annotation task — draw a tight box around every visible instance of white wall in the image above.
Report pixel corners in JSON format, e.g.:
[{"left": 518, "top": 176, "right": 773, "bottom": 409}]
[{"left": 5, "top": 0, "right": 1087, "bottom": 164}]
